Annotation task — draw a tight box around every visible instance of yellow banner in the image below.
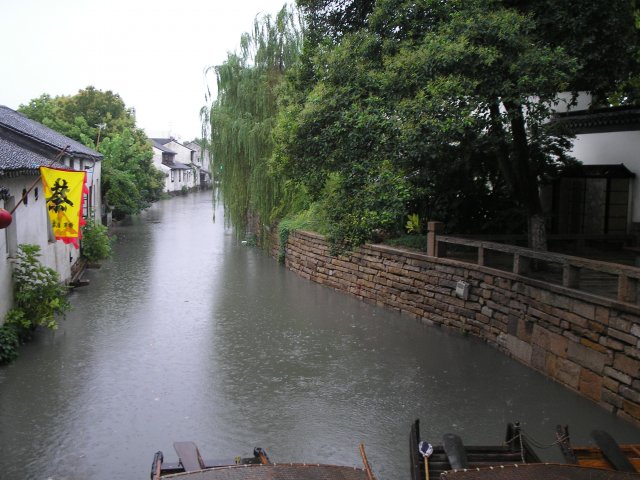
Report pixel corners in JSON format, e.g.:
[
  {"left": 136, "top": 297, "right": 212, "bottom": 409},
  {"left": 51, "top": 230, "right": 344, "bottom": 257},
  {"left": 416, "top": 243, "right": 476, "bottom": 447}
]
[{"left": 40, "top": 166, "right": 87, "bottom": 248}]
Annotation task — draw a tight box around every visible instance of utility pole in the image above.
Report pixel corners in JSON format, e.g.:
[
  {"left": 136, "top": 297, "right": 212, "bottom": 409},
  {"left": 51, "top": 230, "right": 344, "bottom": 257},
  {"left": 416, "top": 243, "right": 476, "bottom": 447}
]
[{"left": 95, "top": 123, "right": 107, "bottom": 148}]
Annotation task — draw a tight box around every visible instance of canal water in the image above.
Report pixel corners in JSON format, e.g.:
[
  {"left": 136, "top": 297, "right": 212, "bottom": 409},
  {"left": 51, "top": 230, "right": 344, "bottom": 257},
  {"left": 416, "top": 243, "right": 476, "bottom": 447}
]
[{"left": 0, "top": 191, "right": 638, "bottom": 480}]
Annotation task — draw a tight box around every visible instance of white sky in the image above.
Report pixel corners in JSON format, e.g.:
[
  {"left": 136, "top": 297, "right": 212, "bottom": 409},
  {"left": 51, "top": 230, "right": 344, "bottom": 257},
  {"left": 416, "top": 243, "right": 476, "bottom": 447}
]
[{"left": 0, "top": 0, "right": 288, "bottom": 141}]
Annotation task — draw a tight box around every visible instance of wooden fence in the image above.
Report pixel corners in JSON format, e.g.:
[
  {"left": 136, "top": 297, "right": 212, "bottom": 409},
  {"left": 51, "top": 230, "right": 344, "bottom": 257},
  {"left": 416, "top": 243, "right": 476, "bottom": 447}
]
[{"left": 427, "top": 222, "right": 640, "bottom": 305}]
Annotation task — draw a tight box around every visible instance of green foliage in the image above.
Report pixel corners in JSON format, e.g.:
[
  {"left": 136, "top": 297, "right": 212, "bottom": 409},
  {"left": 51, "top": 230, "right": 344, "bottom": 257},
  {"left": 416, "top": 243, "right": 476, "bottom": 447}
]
[
  {"left": 278, "top": 221, "right": 292, "bottom": 263},
  {"left": 0, "top": 244, "right": 71, "bottom": 363},
  {"left": 297, "top": 0, "right": 375, "bottom": 42},
  {"left": 277, "top": 197, "right": 331, "bottom": 263},
  {"left": 19, "top": 86, "right": 163, "bottom": 219},
  {"left": 98, "top": 129, "right": 164, "bottom": 219},
  {"left": 508, "top": 0, "right": 639, "bottom": 101},
  {"left": 102, "top": 168, "right": 144, "bottom": 219},
  {"left": 209, "top": 0, "right": 638, "bottom": 252},
  {"left": 204, "top": 6, "right": 302, "bottom": 238},
  {"left": 10, "top": 244, "right": 70, "bottom": 331},
  {"left": 278, "top": 0, "right": 638, "bottom": 249},
  {"left": 384, "top": 234, "right": 428, "bottom": 252},
  {"left": 324, "top": 160, "right": 412, "bottom": 252},
  {"left": 0, "top": 322, "right": 19, "bottom": 364},
  {"left": 19, "top": 87, "right": 136, "bottom": 148},
  {"left": 406, "top": 214, "right": 420, "bottom": 234},
  {"left": 378, "top": 1, "right": 578, "bottom": 234},
  {"left": 81, "top": 220, "right": 113, "bottom": 262}
]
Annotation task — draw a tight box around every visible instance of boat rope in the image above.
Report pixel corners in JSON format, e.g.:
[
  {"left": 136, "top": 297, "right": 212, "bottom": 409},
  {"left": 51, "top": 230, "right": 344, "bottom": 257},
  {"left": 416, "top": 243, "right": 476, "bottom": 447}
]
[
  {"left": 505, "top": 429, "right": 570, "bottom": 450},
  {"left": 524, "top": 431, "right": 570, "bottom": 449}
]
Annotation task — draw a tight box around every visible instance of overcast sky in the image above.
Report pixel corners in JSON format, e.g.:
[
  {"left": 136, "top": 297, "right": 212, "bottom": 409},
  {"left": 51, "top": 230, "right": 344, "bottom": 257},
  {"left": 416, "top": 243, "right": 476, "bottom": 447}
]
[{"left": 1, "top": 0, "right": 288, "bottom": 141}]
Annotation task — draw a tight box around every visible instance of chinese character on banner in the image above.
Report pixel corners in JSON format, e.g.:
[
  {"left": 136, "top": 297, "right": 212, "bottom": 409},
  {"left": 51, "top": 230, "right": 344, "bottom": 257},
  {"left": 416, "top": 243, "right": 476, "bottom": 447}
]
[{"left": 40, "top": 166, "right": 88, "bottom": 249}]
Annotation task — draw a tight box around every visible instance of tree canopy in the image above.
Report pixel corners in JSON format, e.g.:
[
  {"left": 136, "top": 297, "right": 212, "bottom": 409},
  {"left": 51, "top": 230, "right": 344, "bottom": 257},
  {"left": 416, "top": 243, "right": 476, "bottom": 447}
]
[
  {"left": 206, "top": 0, "right": 639, "bottom": 251},
  {"left": 204, "top": 6, "right": 303, "bottom": 238},
  {"left": 269, "top": 0, "right": 639, "bottom": 250},
  {"left": 19, "top": 87, "right": 164, "bottom": 219}
]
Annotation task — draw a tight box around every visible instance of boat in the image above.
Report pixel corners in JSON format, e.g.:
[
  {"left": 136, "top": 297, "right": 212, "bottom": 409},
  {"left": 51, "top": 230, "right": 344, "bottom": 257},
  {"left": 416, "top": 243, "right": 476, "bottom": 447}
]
[
  {"left": 151, "top": 441, "right": 377, "bottom": 480},
  {"left": 409, "top": 419, "right": 541, "bottom": 480},
  {"left": 556, "top": 425, "right": 640, "bottom": 473},
  {"left": 150, "top": 441, "right": 270, "bottom": 479},
  {"left": 436, "top": 463, "right": 640, "bottom": 479}
]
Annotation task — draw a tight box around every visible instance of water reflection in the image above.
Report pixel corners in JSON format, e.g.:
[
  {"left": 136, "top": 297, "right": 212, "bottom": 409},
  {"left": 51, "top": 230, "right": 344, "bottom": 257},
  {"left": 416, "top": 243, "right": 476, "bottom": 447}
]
[{"left": 0, "top": 191, "right": 638, "bottom": 480}]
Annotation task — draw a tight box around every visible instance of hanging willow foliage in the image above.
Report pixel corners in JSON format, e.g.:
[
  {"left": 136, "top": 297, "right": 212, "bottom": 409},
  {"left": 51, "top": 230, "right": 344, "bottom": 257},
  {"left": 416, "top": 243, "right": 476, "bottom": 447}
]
[{"left": 204, "top": 5, "right": 302, "bottom": 238}]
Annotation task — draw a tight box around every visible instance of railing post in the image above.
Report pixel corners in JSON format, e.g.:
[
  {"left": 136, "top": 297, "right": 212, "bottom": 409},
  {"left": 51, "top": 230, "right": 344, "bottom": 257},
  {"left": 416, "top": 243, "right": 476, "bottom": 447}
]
[
  {"left": 477, "top": 245, "right": 485, "bottom": 266},
  {"left": 513, "top": 253, "right": 531, "bottom": 275},
  {"left": 617, "top": 275, "right": 638, "bottom": 303},
  {"left": 562, "top": 264, "right": 580, "bottom": 289},
  {"left": 427, "top": 221, "right": 444, "bottom": 257}
]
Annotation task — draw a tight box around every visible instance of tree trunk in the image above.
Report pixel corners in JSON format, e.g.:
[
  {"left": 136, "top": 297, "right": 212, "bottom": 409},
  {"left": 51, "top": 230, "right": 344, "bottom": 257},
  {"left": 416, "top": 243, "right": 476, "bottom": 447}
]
[
  {"left": 491, "top": 101, "right": 549, "bottom": 251},
  {"left": 528, "top": 212, "right": 547, "bottom": 251}
]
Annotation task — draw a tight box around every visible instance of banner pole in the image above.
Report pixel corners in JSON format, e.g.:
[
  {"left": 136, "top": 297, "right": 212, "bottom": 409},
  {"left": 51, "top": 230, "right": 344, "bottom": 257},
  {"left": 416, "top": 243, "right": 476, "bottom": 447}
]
[{"left": 9, "top": 145, "right": 70, "bottom": 215}]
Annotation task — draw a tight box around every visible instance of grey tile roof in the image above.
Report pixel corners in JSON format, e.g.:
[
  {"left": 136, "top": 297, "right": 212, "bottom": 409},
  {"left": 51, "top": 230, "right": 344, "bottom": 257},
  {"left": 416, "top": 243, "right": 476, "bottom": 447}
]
[
  {"left": 161, "top": 159, "right": 191, "bottom": 170},
  {"left": 0, "top": 105, "right": 102, "bottom": 160},
  {"left": 152, "top": 137, "right": 196, "bottom": 151},
  {"left": 151, "top": 139, "right": 176, "bottom": 154},
  {"left": 151, "top": 137, "right": 173, "bottom": 145},
  {"left": 0, "top": 136, "right": 66, "bottom": 177},
  {"left": 553, "top": 105, "right": 640, "bottom": 134}
]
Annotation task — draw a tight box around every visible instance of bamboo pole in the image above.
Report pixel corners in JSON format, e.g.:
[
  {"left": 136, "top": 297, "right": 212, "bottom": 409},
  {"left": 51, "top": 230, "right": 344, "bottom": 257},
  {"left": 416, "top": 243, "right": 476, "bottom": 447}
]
[{"left": 9, "top": 145, "right": 70, "bottom": 215}]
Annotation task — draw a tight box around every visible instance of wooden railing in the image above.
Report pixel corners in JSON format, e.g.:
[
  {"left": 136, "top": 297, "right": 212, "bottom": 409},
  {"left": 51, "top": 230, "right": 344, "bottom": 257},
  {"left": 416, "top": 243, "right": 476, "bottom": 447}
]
[{"left": 426, "top": 221, "right": 640, "bottom": 304}]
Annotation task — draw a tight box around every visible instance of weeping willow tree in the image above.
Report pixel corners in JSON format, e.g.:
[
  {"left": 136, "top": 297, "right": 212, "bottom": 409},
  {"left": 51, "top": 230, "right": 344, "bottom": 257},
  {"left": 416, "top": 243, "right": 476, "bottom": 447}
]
[{"left": 203, "top": 5, "right": 302, "bottom": 239}]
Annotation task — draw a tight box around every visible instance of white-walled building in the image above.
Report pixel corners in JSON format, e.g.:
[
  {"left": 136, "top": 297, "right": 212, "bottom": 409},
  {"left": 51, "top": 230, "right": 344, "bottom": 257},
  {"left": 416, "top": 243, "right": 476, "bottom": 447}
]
[
  {"left": 0, "top": 106, "right": 103, "bottom": 319},
  {"left": 150, "top": 138, "right": 194, "bottom": 193},
  {"left": 184, "top": 140, "right": 212, "bottom": 188},
  {"left": 552, "top": 98, "right": 640, "bottom": 235}
]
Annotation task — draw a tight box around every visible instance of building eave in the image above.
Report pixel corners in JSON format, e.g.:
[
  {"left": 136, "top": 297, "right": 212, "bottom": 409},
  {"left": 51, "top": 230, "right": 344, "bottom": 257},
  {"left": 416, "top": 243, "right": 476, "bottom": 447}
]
[{"left": 553, "top": 106, "right": 640, "bottom": 134}]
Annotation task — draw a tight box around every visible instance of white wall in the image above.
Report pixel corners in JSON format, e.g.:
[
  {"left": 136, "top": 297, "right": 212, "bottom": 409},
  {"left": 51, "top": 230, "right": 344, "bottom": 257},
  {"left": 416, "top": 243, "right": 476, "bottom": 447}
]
[
  {"left": 151, "top": 147, "right": 173, "bottom": 192},
  {"left": 168, "top": 168, "right": 192, "bottom": 192},
  {"left": 84, "top": 158, "right": 103, "bottom": 224},
  {"left": 0, "top": 198, "right": 12, "bottom": 319},
  {"left": 1, "top": 175, "right": 80, "bottom": 320},
  {"left": 165, "top": 141, "right": 197, "bottom": 189},
  {"left": 165, "top": 140, "right": 193, "bottom": 166},
  {"left": 570, "top": 130, "right": 640, "bottom": 222}
]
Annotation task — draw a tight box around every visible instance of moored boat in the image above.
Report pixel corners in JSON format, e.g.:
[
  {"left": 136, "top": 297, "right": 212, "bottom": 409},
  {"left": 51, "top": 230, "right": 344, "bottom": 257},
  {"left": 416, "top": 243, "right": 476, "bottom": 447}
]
[
  {"left": 151, "top": 442, "right": 270, "bottom": 479},
  {"left": 151, "top": 441, "right": 377, "bottom": 480},
  {"left": 409, "top": 419, "right": 541, "bottom": 480},
  {"left": 556, "top": 425, "right": 640, "bottom": 473},
  {"left": 439, "top": 463, "right": 640, "bottom": 479}
]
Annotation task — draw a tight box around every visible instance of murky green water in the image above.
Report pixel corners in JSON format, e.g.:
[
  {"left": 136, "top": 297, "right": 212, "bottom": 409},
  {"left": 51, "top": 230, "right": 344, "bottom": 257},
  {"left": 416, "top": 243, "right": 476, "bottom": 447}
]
[{"left": 0, "top": 191, "right": 638, "bottom": 480}]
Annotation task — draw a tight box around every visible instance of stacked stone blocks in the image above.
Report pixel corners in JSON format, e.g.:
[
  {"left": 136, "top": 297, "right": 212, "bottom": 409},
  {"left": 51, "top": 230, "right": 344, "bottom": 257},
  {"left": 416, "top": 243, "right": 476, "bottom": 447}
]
[{"left": 283, "top": 230, "right": 640, "bottom": 425}]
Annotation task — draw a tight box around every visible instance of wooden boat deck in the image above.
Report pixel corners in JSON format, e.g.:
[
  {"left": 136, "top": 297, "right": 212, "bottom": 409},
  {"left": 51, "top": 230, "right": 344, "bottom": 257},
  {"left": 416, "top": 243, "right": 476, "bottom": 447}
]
[
  {"left": 159, "top": 463, "right": 373, "bottom": 480},
  {"left": 440, "top": 463, "right": 640, "bottom": 480},
  {"left": 556, "top": 425, "right": 640, "bottom": 473},
  {"left": 153, "top": 442, "right": 376, "bottom": 480},
  {"left": 152, "top": 443, "right": 270, "bottom": 479},
  {"left": 569, "top": 445, "right": 640, "bottom": 471}
]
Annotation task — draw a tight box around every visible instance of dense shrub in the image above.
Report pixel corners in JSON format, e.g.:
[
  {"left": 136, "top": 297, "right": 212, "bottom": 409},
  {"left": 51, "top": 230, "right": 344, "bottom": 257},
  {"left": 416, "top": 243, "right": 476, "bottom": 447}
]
[
  {"left": 0, "top": 244, "right": 71, "bottom": 364},
  {"left": 81, "top": 220, "right": 113, "bottom": 262}
]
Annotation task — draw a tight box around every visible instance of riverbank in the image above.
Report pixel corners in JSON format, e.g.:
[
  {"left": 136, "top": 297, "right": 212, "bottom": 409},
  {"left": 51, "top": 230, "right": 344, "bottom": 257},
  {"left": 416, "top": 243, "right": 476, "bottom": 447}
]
[{"left": 278, "top": 229, "right": 640, "bottom": 426}]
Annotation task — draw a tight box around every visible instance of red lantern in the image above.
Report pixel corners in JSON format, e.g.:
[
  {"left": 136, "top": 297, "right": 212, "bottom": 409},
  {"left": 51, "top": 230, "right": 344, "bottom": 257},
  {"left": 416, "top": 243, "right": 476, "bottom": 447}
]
[{"left": 0, "top": 208, "right": 12, "bottom": 229}]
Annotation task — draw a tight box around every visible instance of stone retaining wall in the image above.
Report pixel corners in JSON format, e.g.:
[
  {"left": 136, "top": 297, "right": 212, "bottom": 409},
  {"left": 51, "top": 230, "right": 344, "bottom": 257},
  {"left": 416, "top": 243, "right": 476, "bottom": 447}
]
[{"left": 282, "top": 230, "right": 640, "bottom": 425}]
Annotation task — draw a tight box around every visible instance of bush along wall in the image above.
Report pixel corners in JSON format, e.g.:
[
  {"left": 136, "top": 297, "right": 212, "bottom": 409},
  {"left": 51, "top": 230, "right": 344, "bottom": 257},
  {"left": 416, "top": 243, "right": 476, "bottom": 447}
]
[{"left": 0, "top": 244, "right": 70, "bottom": 364}]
